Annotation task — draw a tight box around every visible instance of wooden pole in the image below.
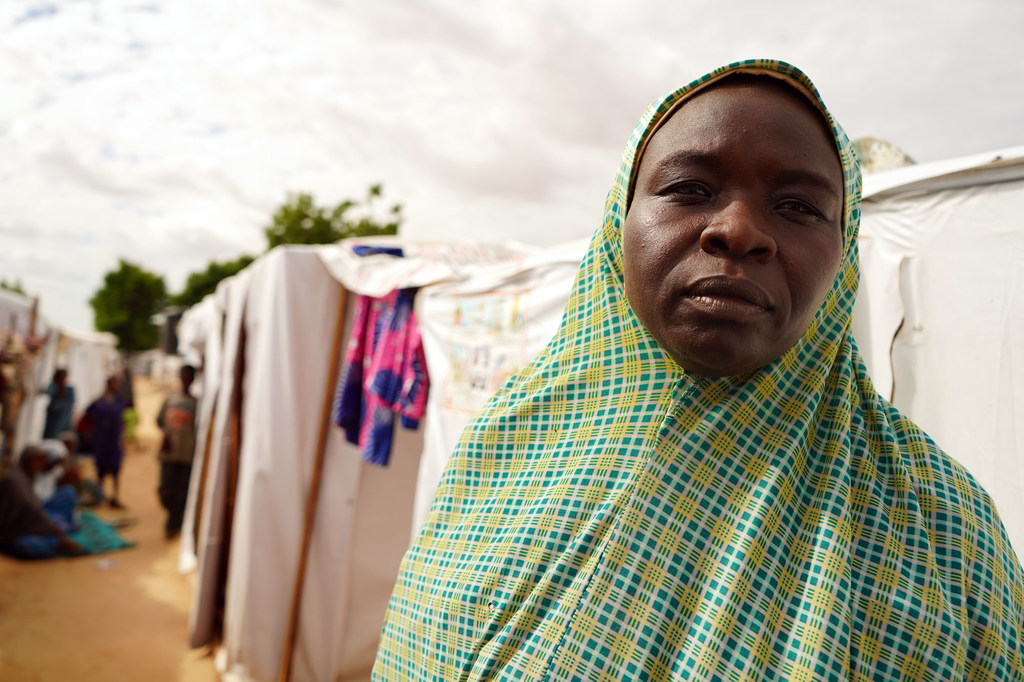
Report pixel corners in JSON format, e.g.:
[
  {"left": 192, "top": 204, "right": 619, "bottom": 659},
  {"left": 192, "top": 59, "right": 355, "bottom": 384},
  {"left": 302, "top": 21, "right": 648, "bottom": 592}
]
[
  {"left": 28, "top": 297, "right": 38, "bottom": 337},
  {"left": 277, "top": 284, "right": 349, "bottom": 682}
]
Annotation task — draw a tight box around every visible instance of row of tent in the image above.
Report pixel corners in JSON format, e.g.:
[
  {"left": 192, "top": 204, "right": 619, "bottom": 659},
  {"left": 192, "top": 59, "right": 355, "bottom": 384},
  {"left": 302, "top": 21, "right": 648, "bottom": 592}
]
[
  {"left": 174, "top": 144, "right": 1024, "bottom": 682},
  {"left": 0, "top": 288, "right": 121, "bottom": 455}
]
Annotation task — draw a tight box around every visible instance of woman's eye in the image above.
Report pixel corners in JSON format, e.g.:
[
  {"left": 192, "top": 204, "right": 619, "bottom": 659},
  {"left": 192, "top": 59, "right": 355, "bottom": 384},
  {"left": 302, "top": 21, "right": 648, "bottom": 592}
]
[
  {"left": 662, "top": 182, "right": 711, "bottom": 199},
  {"left": 777, "top": 198, "right": 824, "bottom": 220}
]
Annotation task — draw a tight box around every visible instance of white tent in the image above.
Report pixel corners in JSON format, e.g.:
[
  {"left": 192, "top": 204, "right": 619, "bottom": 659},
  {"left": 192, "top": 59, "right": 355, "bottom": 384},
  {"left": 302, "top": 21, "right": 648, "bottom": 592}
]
[
  {"left": 0, "top": 287, "right": 38, "bottom": 339},
  {"left": 177, "top": 241, "right": 580, "bottom": 682},
  {"left": 411, "top": 238, "right": 585, "bottom": 534},
  {"left": 1, "top": 286, "right": 120, "bottom": 455},
  {"left": 853, "top": 144, "right": 1024, "bottom": 556},
  {"left": 16, "top": 326, "right": 120, "bottom": 452}
]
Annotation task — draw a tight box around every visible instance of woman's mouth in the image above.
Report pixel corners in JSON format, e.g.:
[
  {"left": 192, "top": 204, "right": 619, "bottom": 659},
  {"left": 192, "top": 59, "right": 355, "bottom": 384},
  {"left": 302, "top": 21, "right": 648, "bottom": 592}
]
[{"left": 682, "top": 277, "right": 771, "bottom": 317}]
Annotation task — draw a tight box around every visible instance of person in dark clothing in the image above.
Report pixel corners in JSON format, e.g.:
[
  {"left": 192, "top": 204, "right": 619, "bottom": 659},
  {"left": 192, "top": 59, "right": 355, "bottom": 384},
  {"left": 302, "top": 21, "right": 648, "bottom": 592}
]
[
  {"left": 0, "top": 445, "right": 83, "bottom": 559},
  {"left": 43, "top": 368, "right": 76, "bottom": 440},
  {"left": 86, "top": 376, "right": 127, "bottom": 509},
  {"left": 156, "top": 365, "right": 197, "bottom": 539}
]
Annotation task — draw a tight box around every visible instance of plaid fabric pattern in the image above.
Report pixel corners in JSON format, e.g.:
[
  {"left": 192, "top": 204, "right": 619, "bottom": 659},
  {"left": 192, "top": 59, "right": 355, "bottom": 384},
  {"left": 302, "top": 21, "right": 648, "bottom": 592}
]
[{"left": 373, "top": 60, "right": 1024, "bottom": 681}]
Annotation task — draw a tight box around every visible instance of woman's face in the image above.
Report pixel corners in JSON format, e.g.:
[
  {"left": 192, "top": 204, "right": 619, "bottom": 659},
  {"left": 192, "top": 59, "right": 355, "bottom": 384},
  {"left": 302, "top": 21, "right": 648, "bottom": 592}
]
[{"left": 622, "top": 80, "right": 845, "bottom": 377}]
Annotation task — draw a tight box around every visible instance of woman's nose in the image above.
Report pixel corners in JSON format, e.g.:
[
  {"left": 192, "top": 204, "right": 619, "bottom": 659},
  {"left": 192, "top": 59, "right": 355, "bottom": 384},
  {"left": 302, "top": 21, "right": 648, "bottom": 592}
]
[{"left": 698, "top": 200, "right": 777, "bottom": 262}]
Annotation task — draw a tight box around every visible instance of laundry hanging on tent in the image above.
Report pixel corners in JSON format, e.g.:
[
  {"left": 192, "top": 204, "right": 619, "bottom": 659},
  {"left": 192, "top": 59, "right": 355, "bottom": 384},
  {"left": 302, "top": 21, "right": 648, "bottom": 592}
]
[{"left": 334, "top": 281, "right": 429, "bottom": 467}]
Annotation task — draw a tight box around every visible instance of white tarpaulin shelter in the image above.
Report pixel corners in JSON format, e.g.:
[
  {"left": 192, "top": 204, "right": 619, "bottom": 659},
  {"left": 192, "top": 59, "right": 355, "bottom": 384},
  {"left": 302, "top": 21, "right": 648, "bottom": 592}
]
[
  {"left": 853, "top": 144, "right": 1024, "bottom": 556},
  {"left": 17, "top": 326, "right": 120, "bottom": 450},
  {"left": 176, "top": 240, "right": 580, "bottom": 682},
  {"left": 0, "top": 288, "right": 38, "bottom": 339},
  {"left": 1, "top": 286, "right": 119, "bottom": 454},
  {"left": 411, "top": 238, "right": 585, "bottom": 535}
]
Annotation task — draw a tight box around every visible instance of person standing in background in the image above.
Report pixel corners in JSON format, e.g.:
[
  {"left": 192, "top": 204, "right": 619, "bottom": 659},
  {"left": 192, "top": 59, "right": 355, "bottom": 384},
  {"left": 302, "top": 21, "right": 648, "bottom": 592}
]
[
  {"left": 86, "top": 376, "right": 126, "bottom": 509},
  {"left": 156, "top": 365, "right": 197, "bottom": 540},
  {"left": 42, "top": 368, "right": 75, "bottom": 440}
]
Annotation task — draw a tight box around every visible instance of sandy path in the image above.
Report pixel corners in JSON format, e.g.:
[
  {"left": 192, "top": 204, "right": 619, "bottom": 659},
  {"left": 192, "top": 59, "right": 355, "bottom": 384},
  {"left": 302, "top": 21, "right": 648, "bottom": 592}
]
[{"left": 0, "top": 376, "right": 219, "bottom": 682}]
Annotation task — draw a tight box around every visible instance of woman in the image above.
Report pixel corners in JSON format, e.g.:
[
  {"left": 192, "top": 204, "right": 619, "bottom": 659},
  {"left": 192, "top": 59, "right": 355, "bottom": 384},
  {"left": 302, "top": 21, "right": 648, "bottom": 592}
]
[
  {"left": 86, "top": 375, "right": 127, "bottom": 509},
  {"left": 373, "top": 60, "right": 1024, "bottom": 680},
  {"left": 0, "top": 445, "right": 83, "bottom": 559},
  {"left": 42, "top": 368, "right": 75, "bottom": 440}
]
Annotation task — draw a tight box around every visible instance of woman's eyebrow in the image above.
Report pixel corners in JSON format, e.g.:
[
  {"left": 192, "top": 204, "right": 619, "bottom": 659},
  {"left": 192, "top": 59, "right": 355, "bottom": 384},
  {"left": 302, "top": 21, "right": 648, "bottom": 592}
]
[
  {"left": 647, "top": 150, "right": 720, "bottom": 180},
  {"left": 773, "top": 168, "right": 841, "bottom": 198}
]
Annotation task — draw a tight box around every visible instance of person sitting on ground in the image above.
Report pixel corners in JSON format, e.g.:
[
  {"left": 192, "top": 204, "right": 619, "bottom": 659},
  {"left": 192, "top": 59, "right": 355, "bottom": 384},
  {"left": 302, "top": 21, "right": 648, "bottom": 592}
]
[
  {"left": 86, "top": 375, "right": 127, "bottom": 510},
  {"left": 0, "top": 444, "right": 83, "bottom": 559},
  {"left": 42, "top": 368, "right": 75, "bottom": 440},
  {"left": 41, "top": 431, "right": 105, "bottom": 507},
  {"left": 35, "top": 437, "right": 73, "bottom": 502},
  {"left": 156, "top": 364, "right": 198, "bottom": 540}
]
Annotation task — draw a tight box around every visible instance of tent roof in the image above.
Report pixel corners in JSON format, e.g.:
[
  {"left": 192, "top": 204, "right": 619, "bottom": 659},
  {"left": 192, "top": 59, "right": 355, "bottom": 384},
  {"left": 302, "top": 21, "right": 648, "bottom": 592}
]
[
  {"left": 862, "top": 144, "right": 1024, "bottom": 200},
  {"left": 58, "top": 327, "right": 118, "bottom": 346}
]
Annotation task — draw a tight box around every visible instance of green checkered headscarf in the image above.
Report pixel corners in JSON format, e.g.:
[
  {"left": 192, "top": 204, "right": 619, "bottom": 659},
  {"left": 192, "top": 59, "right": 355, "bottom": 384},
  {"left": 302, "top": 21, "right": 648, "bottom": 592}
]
[{"left": 373, "top": 59, "right": 1024, "bottom": 681}]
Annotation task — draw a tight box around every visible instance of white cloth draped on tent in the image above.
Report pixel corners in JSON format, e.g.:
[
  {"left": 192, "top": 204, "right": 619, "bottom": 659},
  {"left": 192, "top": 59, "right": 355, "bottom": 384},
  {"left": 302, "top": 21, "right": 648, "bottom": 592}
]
[{"left": 853, "top": 144, "right": 1024, "bottom": 557}]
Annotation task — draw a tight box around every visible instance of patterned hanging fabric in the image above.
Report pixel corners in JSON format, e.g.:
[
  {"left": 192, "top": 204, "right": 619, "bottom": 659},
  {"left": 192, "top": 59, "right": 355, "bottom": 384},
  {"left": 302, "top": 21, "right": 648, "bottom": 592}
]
[
  {"left": 335, "top": 287, "right": 429, "bottom": 466},
  {"left": 373, "top": 59, "right": 1024, "bottom": 681}
]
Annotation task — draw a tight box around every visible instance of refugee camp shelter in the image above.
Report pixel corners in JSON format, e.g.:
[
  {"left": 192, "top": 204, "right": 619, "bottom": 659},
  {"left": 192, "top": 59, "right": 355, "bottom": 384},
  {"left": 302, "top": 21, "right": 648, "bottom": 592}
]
[
  {"left": 0, "top": 287, "right": 39, "bottom": 339},
  {"left": 853, "top": 144, "right": 1024, "bottom": 556},
  {"left": 175, "top": 240, "right": 582, "bottom": 682},
  {"left": 0, "top": 286, "right": 120, "bottom": 454},
  {"left": 18, "top": 326, "right": 120, "bottom": 448}
]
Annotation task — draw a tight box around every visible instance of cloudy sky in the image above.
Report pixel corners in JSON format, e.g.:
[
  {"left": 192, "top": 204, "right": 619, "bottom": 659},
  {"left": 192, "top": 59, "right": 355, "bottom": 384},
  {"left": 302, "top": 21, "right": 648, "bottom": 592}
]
[{"left": 2, "top": 0, "right": 1022, "bottom": 331}]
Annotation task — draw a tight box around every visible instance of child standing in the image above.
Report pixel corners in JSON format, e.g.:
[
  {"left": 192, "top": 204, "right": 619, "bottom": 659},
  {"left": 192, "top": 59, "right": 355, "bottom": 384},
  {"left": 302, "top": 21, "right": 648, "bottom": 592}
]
[{"left": 156, "top": 365, "right": 197, "bottom": 540}]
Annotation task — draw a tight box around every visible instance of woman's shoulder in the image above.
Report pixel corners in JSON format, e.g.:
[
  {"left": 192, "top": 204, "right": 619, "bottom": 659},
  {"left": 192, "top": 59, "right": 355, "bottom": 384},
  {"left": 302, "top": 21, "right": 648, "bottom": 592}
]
[{"left": 879, "top": 401, "right": 1022, "bottom": 570}]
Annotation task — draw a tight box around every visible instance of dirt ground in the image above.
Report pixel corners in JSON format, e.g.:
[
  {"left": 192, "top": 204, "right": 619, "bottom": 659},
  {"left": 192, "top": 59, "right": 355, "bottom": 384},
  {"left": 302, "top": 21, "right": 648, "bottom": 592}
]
[{"left": 0, "top": 376, "right": 219, "bottom": 682}]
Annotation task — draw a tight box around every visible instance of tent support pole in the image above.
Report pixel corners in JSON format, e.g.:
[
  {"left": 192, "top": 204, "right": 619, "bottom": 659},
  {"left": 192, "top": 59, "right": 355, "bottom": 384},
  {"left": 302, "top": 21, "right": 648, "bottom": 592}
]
[{"left": 277, "top": 283, "right": 349, "bottom": 682}]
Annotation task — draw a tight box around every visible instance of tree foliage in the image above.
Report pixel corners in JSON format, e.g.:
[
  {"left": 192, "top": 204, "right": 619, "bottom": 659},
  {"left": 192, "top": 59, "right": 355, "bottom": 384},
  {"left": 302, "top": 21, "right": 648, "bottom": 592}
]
[
  {"left": 89, "top": 259, "right": 167, "bottom": 351},
  {"left": 169, "top": 184, "right": 402, "bottom": 316},
  {"left": 172, "top": 254, "right": 255, "bottom": 308},
  {"left": 0, "top": 279, "right": 27, "bottom": 296},
  {"left": 264, "top": 184, "right": 402, "bottom": 249}
]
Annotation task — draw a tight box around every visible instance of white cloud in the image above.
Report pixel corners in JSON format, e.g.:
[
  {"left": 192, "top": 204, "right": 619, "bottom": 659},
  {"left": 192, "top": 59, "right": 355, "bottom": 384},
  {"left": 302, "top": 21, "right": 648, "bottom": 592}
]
[{"left": 0, "top": 0, "right": 1021, "bottom": 332}]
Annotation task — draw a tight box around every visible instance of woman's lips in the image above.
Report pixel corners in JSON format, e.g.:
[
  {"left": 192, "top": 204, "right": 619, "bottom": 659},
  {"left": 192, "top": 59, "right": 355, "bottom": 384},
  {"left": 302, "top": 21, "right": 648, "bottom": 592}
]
[{"left": 681, "top": 277, "right": 771, "bottom": 317}]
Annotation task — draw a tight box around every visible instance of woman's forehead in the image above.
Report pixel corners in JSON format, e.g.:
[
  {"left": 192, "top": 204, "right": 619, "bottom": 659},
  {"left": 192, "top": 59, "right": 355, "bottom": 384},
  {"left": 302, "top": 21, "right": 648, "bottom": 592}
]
[
  {"left": 647, "top": 78, "right": 837, "bottom": 158},
  {"left": 627, "top": 72, "right": 848, "bottom": 218}
]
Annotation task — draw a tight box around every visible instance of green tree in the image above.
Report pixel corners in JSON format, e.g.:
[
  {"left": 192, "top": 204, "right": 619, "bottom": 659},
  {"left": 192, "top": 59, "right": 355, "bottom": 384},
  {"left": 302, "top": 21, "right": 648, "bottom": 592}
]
[
  {"left": 173, "top": 254, "right": 255, "bottom": 308},
  {"left": 171, "top": 185, "right": 402, "bottom": 311},
  {"left": 89, "top": 259, "right": 167, "bottom": 351},
  {"left": 264, "top": 184, "right": 402, "bottom": 249},
  {"left": 0, "top": 279, "right": 27, "bottom": 296}
]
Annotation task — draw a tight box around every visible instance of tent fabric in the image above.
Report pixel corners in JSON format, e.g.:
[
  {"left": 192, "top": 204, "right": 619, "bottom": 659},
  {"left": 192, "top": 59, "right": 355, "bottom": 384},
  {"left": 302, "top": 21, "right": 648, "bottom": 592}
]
[
  {"left": 862, "top": 144, "right": 1024, "bottom": 199},
  {"left": 317, "top": 239, "right": 537, "bottom": 298},
  {"left": 854, "top": 153, "right": 1024, "bottom": 557},
  {"left": 411, "top": 239, "right": 586, "bottom": 535},
  {"left": 1, "top": 285, "right": 118, "bottom": 455},
  {"left": 178, "top": 293, "right": 225, "bottom": 574},
  {"left": 219, "top": 248, "right": 355, "bottom": 681},
  {"left": 178, "top": 240, "right": 596, "bottom": 681},
  {"left": 188, "top": 265, "right": 252, "bottom": 649},
  {"left": 0, "top": 288, "right": 37, "bottom": 339},
  {"left": 14, "top": 327, "right": 119, "bottom": 456},
  {"left": 183, "top": 247, "right": 425, "bottom": 681}
]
